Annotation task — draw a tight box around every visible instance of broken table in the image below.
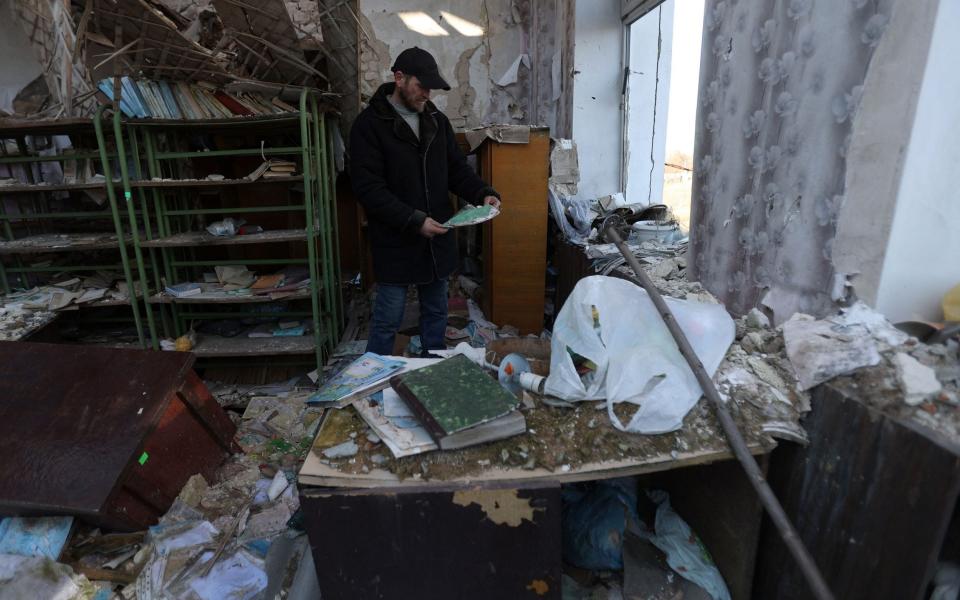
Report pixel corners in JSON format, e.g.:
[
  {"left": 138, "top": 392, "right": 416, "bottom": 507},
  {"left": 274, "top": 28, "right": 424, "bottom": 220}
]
[
  {"left": 298, "top": 396, "right": 781, "bottom": 600},
  {"left": 0, "top": 342, "right": 237, "bottom": 530}
]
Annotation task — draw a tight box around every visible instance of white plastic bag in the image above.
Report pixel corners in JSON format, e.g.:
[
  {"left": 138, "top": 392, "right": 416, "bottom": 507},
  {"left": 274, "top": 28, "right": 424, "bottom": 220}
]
[
  {"left": 641, "top": 490, "right": 731, "bottom": 600},
  {"left": 544, "top": 276, "right": 734, "bottom": 434}
]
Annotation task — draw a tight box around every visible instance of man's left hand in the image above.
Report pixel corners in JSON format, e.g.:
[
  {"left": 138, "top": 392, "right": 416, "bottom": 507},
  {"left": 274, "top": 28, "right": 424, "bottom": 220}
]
[{"left": 483, "top": 196, "right": 501, "bottom": 209}]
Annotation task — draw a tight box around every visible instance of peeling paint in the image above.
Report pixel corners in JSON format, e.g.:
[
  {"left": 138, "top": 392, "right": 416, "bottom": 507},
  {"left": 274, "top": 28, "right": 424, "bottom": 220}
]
[
  {"left": 451, "top": 489, "right": 542, "bottom": 527},
  {"left": 526, "top": 579, "right": 549, "bottom": 595},
  {"left": 450, "top": 46, "right": 480, "bottom": 128},
  {"left": 358, "top": 0, "right": 571, "bottom": 132}
]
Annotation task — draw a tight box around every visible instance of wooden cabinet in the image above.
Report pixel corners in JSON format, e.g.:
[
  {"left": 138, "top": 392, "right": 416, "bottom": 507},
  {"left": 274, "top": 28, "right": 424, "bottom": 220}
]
[
  {"left": 477, "top": 128, "right": 550, "bottom": 334},
  {"left": 0, "top": 342, "right": 237, "bottom": 530}
]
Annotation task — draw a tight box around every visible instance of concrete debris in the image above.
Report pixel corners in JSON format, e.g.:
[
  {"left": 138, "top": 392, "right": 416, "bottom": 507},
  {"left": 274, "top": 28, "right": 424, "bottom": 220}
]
[
  {"left": 893, "top": 352, "right": 943, "bottom": 406},
  {"left": 745, "top": 308, "right": 770, "bottom": 330},
  {"left": 322, "top": 440, "right": 359, "bottom": 459},
  {"left": 782, "top": 315, "right": 882, "bottom": 390}
]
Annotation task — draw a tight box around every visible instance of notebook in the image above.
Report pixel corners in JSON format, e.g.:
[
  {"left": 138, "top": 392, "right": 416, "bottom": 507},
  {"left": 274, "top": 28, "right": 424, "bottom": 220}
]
[{"left": 389, "top": 354, "right": 525, "bottom": 450}]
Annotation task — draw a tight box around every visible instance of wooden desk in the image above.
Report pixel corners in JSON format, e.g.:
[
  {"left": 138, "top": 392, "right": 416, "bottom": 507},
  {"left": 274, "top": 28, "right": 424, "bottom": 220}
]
[{"left": 299, "top": 395, "right": 780, "bottom": 599}]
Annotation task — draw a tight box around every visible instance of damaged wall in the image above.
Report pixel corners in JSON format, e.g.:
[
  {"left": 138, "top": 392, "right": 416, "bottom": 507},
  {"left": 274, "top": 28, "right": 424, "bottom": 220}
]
[
  {"left": 624, "top": 2, "right": 674, "bottom": 205},
  {"left": 688, "top": 0, "right": 900, "bottom": 321},
  {"left": 571, "top": 0, "right": 623, "bottom": 201},
  {"left": 0, "top": 2, "right": 42, "bottom": 116},
  {"left": 358, "top": 0, "right": 573, "bottom": 135}
]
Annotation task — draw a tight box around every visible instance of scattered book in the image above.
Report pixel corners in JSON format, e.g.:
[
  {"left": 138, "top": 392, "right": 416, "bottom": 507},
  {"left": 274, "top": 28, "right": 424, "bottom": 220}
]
[
  {"left": 273, "top": 324, "right": 305, "bottom": 337},
  {"left": 390, "top": 354, "right": 525, "bottom": 450},
  {"left": 307, "top": 353, "right": 406, "bottom": 407},
  {"left": 251, "top": 274, "right": 284, "bottom": 290},
  {"left": 165, "top": 282, "right": 202, "bottom": 298},
  {"left": 353, "top": 391, "right": 438, "bottom": 458}
]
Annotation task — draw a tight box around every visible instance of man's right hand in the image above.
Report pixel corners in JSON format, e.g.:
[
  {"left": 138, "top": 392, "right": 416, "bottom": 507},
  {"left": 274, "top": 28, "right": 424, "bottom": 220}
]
[{"left": 419, "top": 217, "right": 449, "bottom": 238}]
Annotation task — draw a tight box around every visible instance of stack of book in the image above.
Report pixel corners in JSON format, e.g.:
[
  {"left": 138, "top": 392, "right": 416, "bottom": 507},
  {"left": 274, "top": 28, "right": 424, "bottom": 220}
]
[
  {"left": 245, "top": 160, "right": 298, "bottom": 181},
  {"left": 97, "top": 77, "right": 297, "bottom": 120}
]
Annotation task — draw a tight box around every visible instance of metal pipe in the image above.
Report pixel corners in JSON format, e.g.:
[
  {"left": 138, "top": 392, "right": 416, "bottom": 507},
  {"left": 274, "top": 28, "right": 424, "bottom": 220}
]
[{"left": 602, "top": 225, "right": 834, "bottom": 600}]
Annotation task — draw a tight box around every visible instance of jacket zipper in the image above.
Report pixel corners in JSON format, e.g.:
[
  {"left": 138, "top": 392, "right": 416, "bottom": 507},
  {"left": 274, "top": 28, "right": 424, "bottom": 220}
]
[{"left": 422, "top": 115, "right": 439, "bottom": 276}]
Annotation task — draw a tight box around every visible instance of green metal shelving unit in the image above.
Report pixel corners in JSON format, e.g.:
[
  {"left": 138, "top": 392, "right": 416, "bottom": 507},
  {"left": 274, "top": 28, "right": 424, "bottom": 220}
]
[
  {"left": 0, "top": 112, "right": 150, "bottom": 345},
  {"left": 111, "top": 90, "right": 342, "bottom": 371}
]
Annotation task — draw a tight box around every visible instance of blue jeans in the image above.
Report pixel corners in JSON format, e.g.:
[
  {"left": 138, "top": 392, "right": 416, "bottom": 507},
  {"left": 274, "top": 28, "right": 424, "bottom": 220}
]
[{"left": 366, "top": 279, "right": 448, "bottom": 356}]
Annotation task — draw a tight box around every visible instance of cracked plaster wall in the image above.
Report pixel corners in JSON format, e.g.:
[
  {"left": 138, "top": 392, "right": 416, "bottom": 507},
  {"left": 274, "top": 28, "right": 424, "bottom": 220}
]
[
  {"left": 0, "top": 3, "right": 42, "bottom": 115},
  {"left": 358, "top": 0, "right": 572, "bottom": 134},
  {"left": 688, "top": 0, "right": 932, "bottom": 323}
]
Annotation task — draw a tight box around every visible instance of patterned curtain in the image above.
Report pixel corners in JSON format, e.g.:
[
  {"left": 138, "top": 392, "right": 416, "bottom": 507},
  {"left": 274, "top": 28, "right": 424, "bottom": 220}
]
[{"left": 690, "top": 0, "right": 894, "bottom": 320}]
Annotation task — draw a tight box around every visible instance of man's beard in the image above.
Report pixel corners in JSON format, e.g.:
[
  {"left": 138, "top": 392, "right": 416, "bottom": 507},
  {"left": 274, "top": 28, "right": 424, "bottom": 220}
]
[{"left": 397, "top": 84, "right": 425, "bottom": 113}]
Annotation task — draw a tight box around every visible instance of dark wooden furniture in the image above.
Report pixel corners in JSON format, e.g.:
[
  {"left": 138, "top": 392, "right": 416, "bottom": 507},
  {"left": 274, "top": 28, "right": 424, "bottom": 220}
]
[
  {"left": 302, "top": 482, "right": 561, "bottom": 599},
  {"left": 754, "top": 383, "right": 960, "bottom": 599},
  {"left": 477, "top": 128, "right": 550, "bottom": 334},
  {"left": 0, "top": 342, "right": 237, "bottom": 530}
]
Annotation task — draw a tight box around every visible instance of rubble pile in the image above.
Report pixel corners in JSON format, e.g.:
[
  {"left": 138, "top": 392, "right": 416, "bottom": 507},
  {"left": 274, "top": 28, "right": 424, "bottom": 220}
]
[
  {"left": 788, "top": 305, "right": 960, "bottom": 441},
  {"left": 0, "top": 299, "right": 55, "bottom": 341}
]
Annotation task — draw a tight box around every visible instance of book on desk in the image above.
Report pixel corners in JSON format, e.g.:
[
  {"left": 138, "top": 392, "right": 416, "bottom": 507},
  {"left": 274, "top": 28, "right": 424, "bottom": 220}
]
[{"left": 389, "top": 354, "right": 526, "bottom": 451}]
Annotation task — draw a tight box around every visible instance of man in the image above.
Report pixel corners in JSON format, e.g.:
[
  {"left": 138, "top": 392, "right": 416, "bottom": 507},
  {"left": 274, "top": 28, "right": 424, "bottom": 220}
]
[{"left": 350, "top": 47, "right": 501, "bottom": 356}]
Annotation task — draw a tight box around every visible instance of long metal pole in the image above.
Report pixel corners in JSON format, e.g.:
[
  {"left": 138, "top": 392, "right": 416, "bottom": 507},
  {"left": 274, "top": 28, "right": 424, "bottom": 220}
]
[{"left": 603, "top": 226, "right": 834, "bottom": 600}]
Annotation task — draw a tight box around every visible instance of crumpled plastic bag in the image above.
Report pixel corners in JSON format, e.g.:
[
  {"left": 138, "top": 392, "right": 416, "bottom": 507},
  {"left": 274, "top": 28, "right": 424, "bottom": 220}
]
[
  {"left": 640, "top": 490, "right": 731, "bottom": 600},
  {"left": 544, "top": 276, "right": 734, "bottom": 434},
  {"left": 561, "top": 478, "right": 639, "bottom": 570}
]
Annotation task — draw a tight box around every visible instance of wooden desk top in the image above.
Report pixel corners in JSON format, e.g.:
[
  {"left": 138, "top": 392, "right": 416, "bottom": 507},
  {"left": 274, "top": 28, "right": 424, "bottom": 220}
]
[{"left": 298, "top": 396, "right": 778, "bottom": 489}]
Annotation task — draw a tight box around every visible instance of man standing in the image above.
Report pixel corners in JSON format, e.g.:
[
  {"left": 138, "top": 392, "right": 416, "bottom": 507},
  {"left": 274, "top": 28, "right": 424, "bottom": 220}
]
[{"left": 350, "top": 47, "right": 500, "bottom": 356}]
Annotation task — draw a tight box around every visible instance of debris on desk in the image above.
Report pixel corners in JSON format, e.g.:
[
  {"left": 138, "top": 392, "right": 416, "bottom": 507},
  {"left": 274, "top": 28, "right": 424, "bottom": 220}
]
[
  {"left": 892, "top": 352, "right": 942, "bottom": 406},
  {"left": 306, "top": 352, "right": 405, "bottom": 406}
]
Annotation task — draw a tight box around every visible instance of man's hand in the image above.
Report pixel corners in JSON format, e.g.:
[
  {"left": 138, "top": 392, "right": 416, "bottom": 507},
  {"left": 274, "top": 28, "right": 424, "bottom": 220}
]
[
  {"left": 483, "top": 196, "right": 501, "bottom": 209},
  {"left": 419, "top": 217, "right": 449, "bottom": 238}
]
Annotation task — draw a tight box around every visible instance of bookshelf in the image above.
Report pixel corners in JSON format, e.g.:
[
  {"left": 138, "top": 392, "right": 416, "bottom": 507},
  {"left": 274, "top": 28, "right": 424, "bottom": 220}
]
[
  {"left": 115, "top": 89, "right": 342, "bottom": 369},
  {"left": 0, "top": 111, "right": 153, "bottom": 346},
  {"left": 0, "top": 90, "right": 342, "bottom": 371}
]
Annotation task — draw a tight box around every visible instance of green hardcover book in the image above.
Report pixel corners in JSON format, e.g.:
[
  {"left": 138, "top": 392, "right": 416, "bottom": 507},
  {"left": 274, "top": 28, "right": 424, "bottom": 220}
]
[{"left": 390, "top": 354, "right": 525, "bottom": 450}]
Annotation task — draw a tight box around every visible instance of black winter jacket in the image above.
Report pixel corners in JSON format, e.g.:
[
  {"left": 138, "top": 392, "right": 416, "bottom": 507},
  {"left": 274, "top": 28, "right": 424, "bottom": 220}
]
[{"left": 349, "top": 83, "right": 498, "bottom": 285}]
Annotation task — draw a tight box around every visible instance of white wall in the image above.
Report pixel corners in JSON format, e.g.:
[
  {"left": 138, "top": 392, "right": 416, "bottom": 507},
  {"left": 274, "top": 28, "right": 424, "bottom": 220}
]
[
  {"left": 624, "top": 2, "right": 674, "bottom": 205},
  {"left": 874, "top": 0, "right": 960, "bottom": 322},
  {"left": 572, "top": 0, "right": 623, "bottom": 201}
]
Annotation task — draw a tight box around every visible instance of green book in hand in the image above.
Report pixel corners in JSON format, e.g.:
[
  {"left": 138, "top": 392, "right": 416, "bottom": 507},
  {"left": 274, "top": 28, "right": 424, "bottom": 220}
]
[
  {"left": 442, "top": 204, "right": 499, "bottom": 228},
  {"left": 390, "top": 354, "right": 525, "bottom": 450}
]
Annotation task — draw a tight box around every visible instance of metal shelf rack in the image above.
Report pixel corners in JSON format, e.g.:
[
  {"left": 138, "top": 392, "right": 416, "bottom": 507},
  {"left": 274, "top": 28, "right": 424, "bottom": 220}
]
[
  {"left": 0, "top": 111, "right": 152, "bottom": 346},
  {"left": 113, "top": 90, "right": 342, "bottom": 370}
]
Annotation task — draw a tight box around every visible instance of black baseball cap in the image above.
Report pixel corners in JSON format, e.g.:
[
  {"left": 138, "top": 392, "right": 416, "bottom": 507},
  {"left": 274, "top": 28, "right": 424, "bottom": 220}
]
[{"left": 391, "top": 47, "right": 451, "bottom": 91}]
